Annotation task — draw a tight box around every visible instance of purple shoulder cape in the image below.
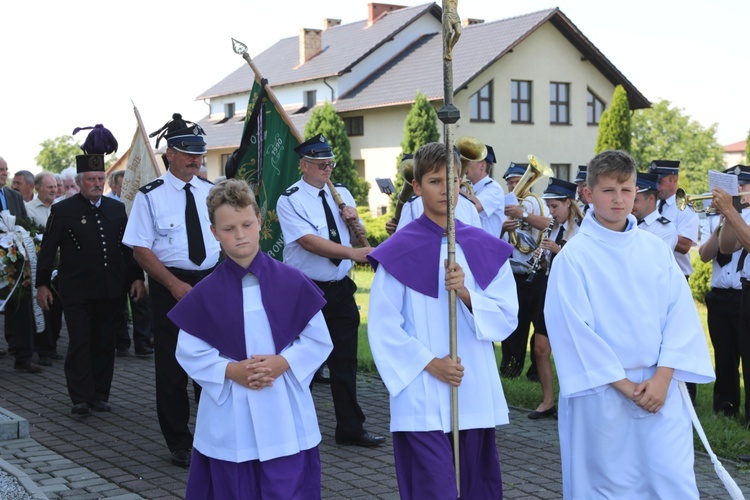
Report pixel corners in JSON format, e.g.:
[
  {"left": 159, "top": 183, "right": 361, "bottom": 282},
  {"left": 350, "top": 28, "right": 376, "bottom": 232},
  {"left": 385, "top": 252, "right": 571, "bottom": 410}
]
[
  {"left": 167, "top": 252, "right": 326, "bottom": 360},
  {"left": 367, "top": 214, "right": 513, "bottom": 298}
]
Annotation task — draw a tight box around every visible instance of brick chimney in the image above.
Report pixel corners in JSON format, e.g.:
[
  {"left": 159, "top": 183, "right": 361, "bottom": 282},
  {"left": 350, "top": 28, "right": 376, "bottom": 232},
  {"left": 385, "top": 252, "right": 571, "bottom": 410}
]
[
  {"left": 324, "top": 18, "right": 341, "bottom": 30},
  {"left": 299, "top": 28, "right": 322, "bottom": 65},
  {"left": 462, "top": 18, "right": 484, "bottom": 27},
  {"left": 367, "top": 3, "right": 406, "bottom": 27}
]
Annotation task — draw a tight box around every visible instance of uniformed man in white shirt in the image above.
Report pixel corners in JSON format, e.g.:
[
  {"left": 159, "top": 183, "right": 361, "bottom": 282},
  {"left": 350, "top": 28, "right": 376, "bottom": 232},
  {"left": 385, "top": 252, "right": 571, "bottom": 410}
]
[
  {"left": 713, "top": 166, "right": 750, "bottom": 435},
  {"left": 632, "top": 172, "right": 678, "bottom": 250},
  {"left": 648, "top": 160, "right": 699, "bottom": 278},
  {"left": 276, "top": 134, "right": 385, "bottom": 448},
  {"left": 123, "top": 113, "right": 220, "bottom": 468},
  {"left": 462, "top": 144, "right": 505, "bottom": 237},
  {"left": 501, "top": 162, "right": 551, "bottom": 381},
  {"left": 574, "top": 165, "right": 593, "bottom": 216}
]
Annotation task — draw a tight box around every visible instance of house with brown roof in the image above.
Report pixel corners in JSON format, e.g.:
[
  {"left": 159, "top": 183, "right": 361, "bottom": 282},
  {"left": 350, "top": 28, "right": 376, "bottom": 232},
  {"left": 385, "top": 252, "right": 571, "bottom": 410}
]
[
  {"left": 196, "top": 2, "right": 649, "bottom": 213},
  {"left": 723, "top": 140, "right": 747, "bottom": 167}
]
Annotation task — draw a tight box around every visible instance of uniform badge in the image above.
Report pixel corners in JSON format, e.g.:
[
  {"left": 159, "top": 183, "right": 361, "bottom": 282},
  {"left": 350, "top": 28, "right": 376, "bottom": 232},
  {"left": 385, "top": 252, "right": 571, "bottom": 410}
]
[
  {"left": 330, "top": 228, "right": 338, "bottom": 238},
  {"left": 81, "top": 216, "right": 87, "bottom": 224}
]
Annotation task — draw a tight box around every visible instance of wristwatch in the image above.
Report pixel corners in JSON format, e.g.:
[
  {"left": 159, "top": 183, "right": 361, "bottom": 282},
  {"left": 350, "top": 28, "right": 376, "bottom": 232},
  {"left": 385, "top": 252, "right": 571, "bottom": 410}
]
[{"left": 521, "top": 211, "right": 529, "bottom": 220}]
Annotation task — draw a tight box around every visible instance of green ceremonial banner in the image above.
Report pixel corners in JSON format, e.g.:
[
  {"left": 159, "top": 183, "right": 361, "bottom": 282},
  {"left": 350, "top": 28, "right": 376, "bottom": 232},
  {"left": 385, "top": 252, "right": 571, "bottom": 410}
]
[{"left": 235, "top": 78, "right": 301, "bottom": 260}]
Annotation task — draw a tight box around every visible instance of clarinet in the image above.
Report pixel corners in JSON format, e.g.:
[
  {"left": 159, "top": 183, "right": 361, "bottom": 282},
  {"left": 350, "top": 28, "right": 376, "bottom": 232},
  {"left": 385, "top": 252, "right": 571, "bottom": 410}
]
[{"left": 526, "top": 218, "right": 556, "bottom": 283}]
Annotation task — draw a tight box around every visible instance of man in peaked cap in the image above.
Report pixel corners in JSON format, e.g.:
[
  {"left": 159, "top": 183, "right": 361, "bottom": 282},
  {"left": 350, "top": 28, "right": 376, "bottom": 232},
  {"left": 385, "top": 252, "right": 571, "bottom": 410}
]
[
  {"left": 632, "top": 171, "right": 678, "bottom": 250},
  {"left": 276, "top": 133, "right": 385, "bottom": 447},
  {"left": 123, "top": 113, "right": 221, "bottom": 467},
  {"left": 462, "top": 144, "right": 506, "bottom": 237},
  {"left": 699, "top": 165, "right": 750, "bottom": 421},
  {"left": 574, "top": 165, "right": 593, "bottom": 215},
  {"left": 501, "top": 162, "right": 552, "bottom": 381},
  {"left": 36, "top": 124, "right": 145, "bottom": 415}
]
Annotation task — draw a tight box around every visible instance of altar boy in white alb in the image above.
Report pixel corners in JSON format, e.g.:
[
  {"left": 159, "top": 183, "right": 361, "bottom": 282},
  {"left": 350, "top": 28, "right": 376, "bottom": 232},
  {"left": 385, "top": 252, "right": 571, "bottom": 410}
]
[
  {"left": 544, "top": 150, "right": 714, "bottom": 499},
  {"left": 367, "top": 142, "right": 518, "bottom": 500}
]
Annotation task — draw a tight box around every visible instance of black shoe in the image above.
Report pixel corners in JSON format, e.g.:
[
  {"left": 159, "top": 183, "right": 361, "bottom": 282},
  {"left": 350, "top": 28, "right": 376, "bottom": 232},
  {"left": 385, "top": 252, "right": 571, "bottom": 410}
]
[
  {"left": 51, "top": 352, "right": 64, "bottom": 360},
  {"left": 14, "top": 361, "right": 42, "bottom": 373},
  {"left": 171, "top": 449, "right": 191, "bottom": 467},
  {"left": 526, "top": 372, "right": 540, "bottom": 383},
  {"left": 738, "top": 455, "right": 750, "bottom": 462},
  {"left": 71, "top": 403, "right": 92, "bottom": 415},
  {"left": 91, "top": 400, "right": 111, "bottom": 412},
  {"left": 335, "top": 431, "right": 386, "bottom": 447},
  {"left": 528, "top": 406, "right": 557, "bottom": 420},
  {"left": 38, "top": 356, "right": 52, "bottom": 366},
  {"left": 116, "top": 348, "right": 129, "bottom": 358},
  {"left": 135, "top": 346, "right": 154, "bottom": 356}
]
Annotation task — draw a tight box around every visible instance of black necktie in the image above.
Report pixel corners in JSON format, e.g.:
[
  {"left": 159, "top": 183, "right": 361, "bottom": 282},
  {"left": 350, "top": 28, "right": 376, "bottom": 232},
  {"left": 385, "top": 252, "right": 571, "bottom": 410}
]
[
  {"left": 658, "top": 199, "right": 666, "bottom": 214},
  {"left": 554, "top": 225, "right": 565, "bottom": 245},
  {"left": 637, "top": 219, "right": 645, "bottom": 226},
  {"left": 184, "top": 184, "right": 206, "bottom": 266},
  {"left": 319, "top": 190, "right": 342, "bottom": 266},
  {"left": 737, "top": 249, "right": 748, "bottom": 273},
  {"left": 583, "top": 204, "right": 589, "bottom": 215},
  {"left": 716, "top": 251, "right": 731, "bottom": 268}
]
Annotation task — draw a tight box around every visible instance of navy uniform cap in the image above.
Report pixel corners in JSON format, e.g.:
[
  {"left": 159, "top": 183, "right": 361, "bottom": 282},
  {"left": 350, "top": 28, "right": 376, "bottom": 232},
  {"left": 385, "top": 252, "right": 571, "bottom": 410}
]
[
  {"left": 150, "top": 113, "right": 207, "bottom": 155},
  {"left": 636, "top": 172, "right": 659, "bottom": 192},
  {"left": 542, "top": 178, "right": 577, "bottom": 199},
  {"left": 503, "top": 162, "right": 528, "bottom": 180},
  {"left": 574, "top": 165, "right": 587, "bottom": 184},
  {"left": 648, "top": 160, "right": 680, "bottom": 176},
  {"left": 724, "top": 164, "right": 750, "bottom": 183},
  {"left": 295, "top": 133, "right": 334, "bottom": 159},
  {"left": 485, "top": 145, "right": 496, "bottom": 164}
]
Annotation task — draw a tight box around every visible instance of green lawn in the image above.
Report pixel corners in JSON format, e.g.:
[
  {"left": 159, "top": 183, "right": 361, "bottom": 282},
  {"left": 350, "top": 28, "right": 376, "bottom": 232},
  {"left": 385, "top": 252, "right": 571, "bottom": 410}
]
[{"left": 352, "top": 265, "right": 750, "bottom": 462}]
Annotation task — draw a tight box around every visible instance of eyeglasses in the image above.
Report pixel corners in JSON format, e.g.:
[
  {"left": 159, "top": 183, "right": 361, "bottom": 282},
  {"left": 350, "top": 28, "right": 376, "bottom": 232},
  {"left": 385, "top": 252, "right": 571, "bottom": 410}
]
[{"left": 306, "top": 159, "right": 336, "bottom": 170}]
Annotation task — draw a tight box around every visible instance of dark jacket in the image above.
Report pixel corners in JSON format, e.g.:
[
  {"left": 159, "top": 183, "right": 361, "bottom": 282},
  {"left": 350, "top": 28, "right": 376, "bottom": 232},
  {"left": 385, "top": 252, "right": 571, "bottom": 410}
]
[
  {"left": 36, "top": 194, "right": 143, "bottom": 301},
  {"left": 2, "top": 186, "right": 28, "bottom": 218}
]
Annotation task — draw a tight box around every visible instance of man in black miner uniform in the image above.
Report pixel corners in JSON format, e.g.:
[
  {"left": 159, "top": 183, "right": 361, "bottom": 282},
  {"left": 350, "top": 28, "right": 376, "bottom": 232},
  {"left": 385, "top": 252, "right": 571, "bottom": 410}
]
[
  {"left": 36, "top": 125, "right": 146, "bottom": 415},
  {"left": 122, "top": 114, "right": 220, "bottom": 468},
  {"left": 276, "top": 134, "right": 385, "bottom": 447}
]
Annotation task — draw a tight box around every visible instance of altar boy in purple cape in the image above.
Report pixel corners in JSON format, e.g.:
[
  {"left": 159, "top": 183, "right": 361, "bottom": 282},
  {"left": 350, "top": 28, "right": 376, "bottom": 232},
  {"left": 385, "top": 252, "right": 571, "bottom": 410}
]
[
  {"left": 367, "top": 142, "right": 519, "bottom": 500},
  {"left": 168, "top": 180, "right": 333, "bottom": 499}
]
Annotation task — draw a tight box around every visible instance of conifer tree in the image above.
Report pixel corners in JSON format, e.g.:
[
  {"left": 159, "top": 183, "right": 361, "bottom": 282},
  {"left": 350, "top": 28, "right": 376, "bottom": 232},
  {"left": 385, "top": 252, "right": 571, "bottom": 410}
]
[
  {"left": 304, "top": 102, "right": 369, "bottom": 206},
  {"left": 595, "top": 85, "right": 631, "bottom": 154}
]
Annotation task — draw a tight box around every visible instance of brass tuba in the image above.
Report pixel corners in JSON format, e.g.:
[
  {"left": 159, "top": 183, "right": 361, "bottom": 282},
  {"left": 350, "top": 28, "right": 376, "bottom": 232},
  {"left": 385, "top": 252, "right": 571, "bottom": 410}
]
[
  {"left": 457, "top": 136, "right": 487, "bottom": 196},
  {"left": 508, "top": 154, "right": 554, "bottom": 253}
]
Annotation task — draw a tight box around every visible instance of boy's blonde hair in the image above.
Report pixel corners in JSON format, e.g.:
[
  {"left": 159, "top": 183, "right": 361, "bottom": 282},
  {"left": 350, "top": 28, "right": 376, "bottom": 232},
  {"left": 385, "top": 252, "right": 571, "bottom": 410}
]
[
  {"left": 206, "top": 179, "right": 260, "bottom": 224},
  {"left": 586, "top": 150, "right": 636, "bottom": 189}
]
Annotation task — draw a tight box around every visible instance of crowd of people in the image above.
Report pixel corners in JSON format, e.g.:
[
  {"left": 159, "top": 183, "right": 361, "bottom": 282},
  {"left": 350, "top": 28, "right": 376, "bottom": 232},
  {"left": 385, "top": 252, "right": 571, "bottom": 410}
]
[{"left": 3, "top": 116, "right": 749, "bottom": 497}]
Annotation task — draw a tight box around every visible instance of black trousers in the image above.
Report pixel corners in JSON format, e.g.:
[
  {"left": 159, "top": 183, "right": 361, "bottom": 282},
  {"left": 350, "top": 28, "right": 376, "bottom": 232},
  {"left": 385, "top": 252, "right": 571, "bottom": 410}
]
[
  {"left": 62, "top": 295, "right": 122, "bottom": 404},
  {"left": 705, "top": 287, "right": 742, "bottom": 415},
  {"left": 5, "top": 296, "right": 34, "bottom": 364},
  {"left": 500, "top": 273, "right": 543, "bottom": 378},
  {"left": 116, "top": 291, "right": 152, "bottom": 351},
  {"left": 740, "top": 282, "right": 750, "bottom": 423},
  {"left": 314, "top": 276, "right": 366, "bottom": 438},
  {"left": 150, "top": 270, "right": 209, "bottom": 453}
]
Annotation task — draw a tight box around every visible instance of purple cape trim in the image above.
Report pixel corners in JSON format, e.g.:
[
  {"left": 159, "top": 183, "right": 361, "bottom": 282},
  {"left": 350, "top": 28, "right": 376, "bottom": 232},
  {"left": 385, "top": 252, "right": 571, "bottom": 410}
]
[
  {"left": 168, "top": 252, "right": 326, "bottom": 360},
  {"left": 367, "top": 214, "right": 513, "bottom": 298}
]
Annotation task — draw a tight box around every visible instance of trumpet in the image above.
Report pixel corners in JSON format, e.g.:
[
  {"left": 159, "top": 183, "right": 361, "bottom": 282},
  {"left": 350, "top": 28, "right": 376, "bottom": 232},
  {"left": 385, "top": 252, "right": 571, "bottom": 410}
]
[
  {"left": 526, "top": 218, "right": 555, "bottom": 283},
  {"left": 675, "top": 188, "right": 750, "bottom": 213}
]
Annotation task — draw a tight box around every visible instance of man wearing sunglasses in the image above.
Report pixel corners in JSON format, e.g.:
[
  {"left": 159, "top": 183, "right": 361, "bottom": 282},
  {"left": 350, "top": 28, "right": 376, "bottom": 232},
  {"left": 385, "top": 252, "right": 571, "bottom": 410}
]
[{"left": 277, "top": 134, "right": 385, "bottom": 448}]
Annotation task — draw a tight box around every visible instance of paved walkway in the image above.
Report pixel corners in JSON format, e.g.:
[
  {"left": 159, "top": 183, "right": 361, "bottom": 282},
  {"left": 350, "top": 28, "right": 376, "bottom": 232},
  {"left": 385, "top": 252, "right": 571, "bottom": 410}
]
[{"left": 1, "top": 325, "right": 749, "bottom": 498}]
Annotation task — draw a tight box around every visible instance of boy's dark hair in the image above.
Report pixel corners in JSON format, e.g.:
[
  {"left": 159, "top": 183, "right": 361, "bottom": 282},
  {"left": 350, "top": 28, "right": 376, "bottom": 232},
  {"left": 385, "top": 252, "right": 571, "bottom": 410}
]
[
  {"left": 587, "top": 150, "right": 636, "bottom": 189},
  {"left": 413, "top": 142, "right": 461, "bottom": 183},
  {"left": 207, "top": 179, "right": 260, "bottom": 224}
]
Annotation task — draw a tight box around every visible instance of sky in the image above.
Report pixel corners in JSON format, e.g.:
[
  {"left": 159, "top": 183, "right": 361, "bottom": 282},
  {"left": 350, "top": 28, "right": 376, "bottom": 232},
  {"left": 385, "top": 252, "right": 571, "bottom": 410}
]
[{"left": 1, "top": 0, "right": 748, "bottom": 173}]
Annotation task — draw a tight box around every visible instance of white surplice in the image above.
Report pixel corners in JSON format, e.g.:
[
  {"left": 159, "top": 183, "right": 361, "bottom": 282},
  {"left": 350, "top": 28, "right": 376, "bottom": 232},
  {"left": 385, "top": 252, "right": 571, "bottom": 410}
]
[
  {"left": 545, "top": 213, "right": 714, "bottom": 499},
  {"left": 176, "top": 274, "right": 333, "bottom": 463},
  {"left": 368, "top": 242, "right": 518, "bottom": 432}
]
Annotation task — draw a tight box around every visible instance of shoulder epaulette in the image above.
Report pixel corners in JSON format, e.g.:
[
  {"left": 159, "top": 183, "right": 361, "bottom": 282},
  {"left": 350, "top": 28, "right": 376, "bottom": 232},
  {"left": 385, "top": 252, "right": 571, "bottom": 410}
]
[
  {"left": 406, "top": 193, "right": 418, "bottom": 203},
  {"left": 657, "top": 216, "right": 671, "bottom": 224},
  {"left": 459, "top": 192, "right": 476, "bottom": 204},
  {"left": 198, "top": 177, "right": 214, "bottom": 185},
  {"left": 139, "top": 179, "right": 164, "bottom": 194},
  {"left": 281, "top": 186, "right": 299, "bottom": 197},
  {"left": 333, "top": 182, "right": 347, "bottom": 189}
]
